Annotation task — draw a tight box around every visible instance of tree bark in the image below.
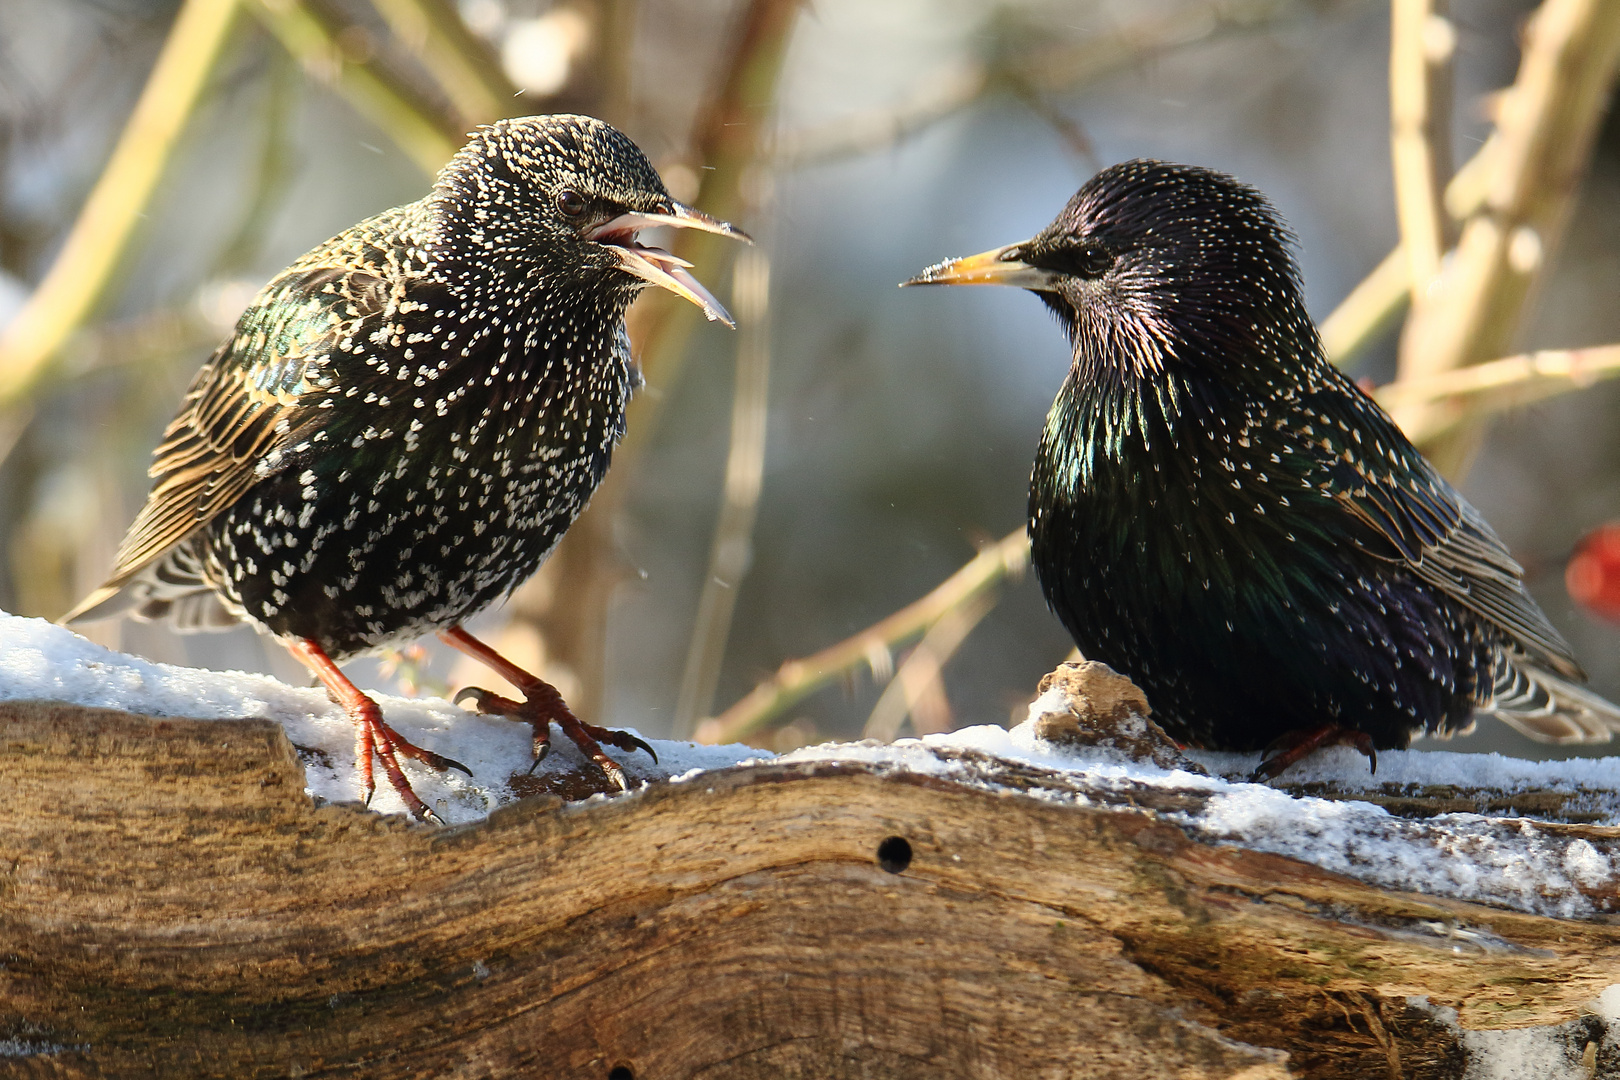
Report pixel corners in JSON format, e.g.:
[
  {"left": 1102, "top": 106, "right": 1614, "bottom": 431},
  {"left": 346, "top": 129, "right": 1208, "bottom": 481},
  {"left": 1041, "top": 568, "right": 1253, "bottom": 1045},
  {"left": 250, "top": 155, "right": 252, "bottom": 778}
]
[{"left": 3, "top": 699, "right": 1618, "bottom": 1079}]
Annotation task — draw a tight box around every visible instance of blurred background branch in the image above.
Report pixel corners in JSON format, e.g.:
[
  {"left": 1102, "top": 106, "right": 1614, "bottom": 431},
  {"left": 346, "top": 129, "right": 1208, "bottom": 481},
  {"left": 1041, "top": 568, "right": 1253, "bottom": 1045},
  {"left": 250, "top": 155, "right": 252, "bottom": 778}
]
[
  {"left": 1391, "top": 0, "right": 1620, "bottom": 476},
  {"left": 770, "top": 0, "right": 1364, "bottom": 169},
  {"left": 247, "top": 0, "right": 461, "bottom": 174},
  {"left": 1388, "top": 0, "right": 1453, "bottom": 294},
  {"left": 3, "top": 0, "right": 1618, "bottom": 761},
  {"left": 1376, "top": 342, "right": 1620, "bottom": 444},
  {"left": 698, "top": 529, "right": 1028, "bottom": 746},
  {"left": 673, "top": 244, "right": 773, "bottom": 737},
  {"left": 515, "top": 0, "right": 804, "bottom": 724},
  {"left": 367, "top": 0, "right": 517, "bottom": 126},
  {"left": 0, "top": 0, "right": 240, "bottom": 411}
]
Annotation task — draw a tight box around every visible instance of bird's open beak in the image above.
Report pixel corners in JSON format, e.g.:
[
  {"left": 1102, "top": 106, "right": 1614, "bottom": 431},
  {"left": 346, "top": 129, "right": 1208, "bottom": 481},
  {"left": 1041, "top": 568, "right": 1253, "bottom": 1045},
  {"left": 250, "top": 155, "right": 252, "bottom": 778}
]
[
  {"left": 590, "top": 202, "right": 751, "bottom": 327},
  {"left": 901, "top": 242, "right": 1060, "bottom": 290}
]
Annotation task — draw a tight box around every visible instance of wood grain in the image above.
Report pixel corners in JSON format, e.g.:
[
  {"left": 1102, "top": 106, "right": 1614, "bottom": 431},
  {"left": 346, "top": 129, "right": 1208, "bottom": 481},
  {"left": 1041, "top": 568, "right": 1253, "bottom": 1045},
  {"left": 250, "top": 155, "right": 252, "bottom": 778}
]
[{"left": 4, "top": 698, "right": 1620, "bottom": 1079}]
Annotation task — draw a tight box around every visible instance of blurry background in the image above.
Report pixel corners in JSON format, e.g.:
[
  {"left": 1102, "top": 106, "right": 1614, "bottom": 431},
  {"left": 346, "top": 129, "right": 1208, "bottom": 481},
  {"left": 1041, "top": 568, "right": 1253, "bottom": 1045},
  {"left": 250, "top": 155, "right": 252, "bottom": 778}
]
[{"left": 1, "top": 0, "right": 1617, "bottom": 758}]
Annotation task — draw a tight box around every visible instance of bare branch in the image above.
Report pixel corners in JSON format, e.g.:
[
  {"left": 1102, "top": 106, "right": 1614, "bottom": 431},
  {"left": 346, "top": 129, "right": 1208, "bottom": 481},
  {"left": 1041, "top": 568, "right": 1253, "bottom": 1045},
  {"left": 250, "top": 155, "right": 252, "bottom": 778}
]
[
  {"left": 1377, "top": 343, "right": 1620, "bottom": 447},
  {"left": 1319, "top": 245, "right": 1409, "bottom": 367},
  {"left": 673, "top": 247, "right": 774, "bottom": 736},
  {"left": 1389, "top": 0, "right": 1454, "bottom": 291},
  {"left": 367, "top": 0, "right": 516, "bottom": 126},
  {"left": 697, "top": 529, "right": 1028, "bottom": 746},
  {"left": 248, "top": 0, "right": 461, "bottom": 175},
  {"left": 0, "top": 0, "right": 241, "bottom": 411},
  {"left": 1391, "top": 0, "right": 1620, "bottom": 477},
  {"left": 861, "top": 587, "right": 999, "bottom": 742},
  {"left": 1321, "top": 136, "right": 1496, "bottom": 368},
  {"left": 771, "top": 0, "right": 1362, "bottom": 170}
]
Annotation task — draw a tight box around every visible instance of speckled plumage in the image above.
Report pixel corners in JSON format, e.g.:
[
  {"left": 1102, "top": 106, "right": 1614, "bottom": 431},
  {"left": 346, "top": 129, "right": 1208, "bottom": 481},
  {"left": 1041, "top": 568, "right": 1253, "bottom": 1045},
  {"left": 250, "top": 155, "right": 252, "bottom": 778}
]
[
  {"left": 69, "top": 114, "right": 744, "bottom": 817},
  {"left": 912, "top": 159, "right": 1620, "bottom": 765}
]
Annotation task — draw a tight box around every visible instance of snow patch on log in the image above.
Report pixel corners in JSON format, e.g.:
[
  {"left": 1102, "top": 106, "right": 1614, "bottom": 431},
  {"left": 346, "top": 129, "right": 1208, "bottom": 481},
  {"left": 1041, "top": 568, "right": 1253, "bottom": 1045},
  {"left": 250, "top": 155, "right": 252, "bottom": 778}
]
[
  {"left": 8, "top": 611, "right": 1620, "bottom": 918},
  {"left": 0, "top": 612, "right": 759, "bottom": 823}
]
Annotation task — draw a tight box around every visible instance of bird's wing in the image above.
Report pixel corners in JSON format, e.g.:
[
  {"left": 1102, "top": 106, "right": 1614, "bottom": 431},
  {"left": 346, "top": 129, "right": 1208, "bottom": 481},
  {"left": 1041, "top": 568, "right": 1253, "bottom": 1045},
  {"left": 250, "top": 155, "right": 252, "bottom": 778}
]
[
  {"left": 64, "top": 266, "right": 393, "bottom": 621},
  {"left": 1293, "top": 379, "right": 1582, "bottom": 680}
]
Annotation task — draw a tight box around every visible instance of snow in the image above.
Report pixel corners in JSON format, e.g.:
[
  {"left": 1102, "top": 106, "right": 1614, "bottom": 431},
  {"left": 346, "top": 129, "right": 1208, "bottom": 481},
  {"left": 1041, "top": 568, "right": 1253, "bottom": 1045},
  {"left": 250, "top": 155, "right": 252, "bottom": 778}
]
[
  {"left": 5, "top": 610, "right": 1620, "bottom": 919},
  {"left": 1194, "top": 741, "right": 1620, "bottom": 794},
  {"left": 0, "top": 612, "right": 759, "bottom": 823},
  {"left": 770, "top": 720, "right": 1620, "bottom": 918},
  {"left": 1413, "top": 995, "right": 1620, "bottom": 1079},
  {"left": 8, "top": 610, "right": 1620, "bottom": 1070}
]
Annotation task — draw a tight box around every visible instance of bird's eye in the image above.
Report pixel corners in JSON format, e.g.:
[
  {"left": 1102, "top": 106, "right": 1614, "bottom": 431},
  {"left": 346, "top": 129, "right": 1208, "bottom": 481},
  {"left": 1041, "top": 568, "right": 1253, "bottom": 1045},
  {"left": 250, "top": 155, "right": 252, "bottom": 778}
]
[
  {"left": 1074, "top": 246, "right": 1114, "bottom": 278},
  {"left": 556, "top": 189, "right": 587, "bottom": 218},
  {"left": 1031, "top": 243, "right": 1115, "bottom": 280}
]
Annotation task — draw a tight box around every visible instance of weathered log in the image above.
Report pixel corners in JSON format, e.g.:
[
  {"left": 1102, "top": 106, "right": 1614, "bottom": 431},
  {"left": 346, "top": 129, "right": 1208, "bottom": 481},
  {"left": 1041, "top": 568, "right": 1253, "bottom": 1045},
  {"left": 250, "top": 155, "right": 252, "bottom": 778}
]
[{"left": 3, "top": 698, "right": 1620, "bottom": 1079}]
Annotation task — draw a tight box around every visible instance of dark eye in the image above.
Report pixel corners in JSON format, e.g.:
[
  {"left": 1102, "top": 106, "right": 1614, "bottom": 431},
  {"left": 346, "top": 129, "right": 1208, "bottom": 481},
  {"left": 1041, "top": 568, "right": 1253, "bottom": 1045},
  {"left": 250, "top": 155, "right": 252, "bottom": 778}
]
[
  {"left": 1030, "top": 243, "right": 1114, "bottom": 280},
  {"left": 1073, "top": 245, "right": 1114, "bottom": 278},
  {"left": 556, "top": 189, "right": 587, "bottom": 217},
  {"left": 1062, "top": 244, "right": 1114, "bottom": 278}
]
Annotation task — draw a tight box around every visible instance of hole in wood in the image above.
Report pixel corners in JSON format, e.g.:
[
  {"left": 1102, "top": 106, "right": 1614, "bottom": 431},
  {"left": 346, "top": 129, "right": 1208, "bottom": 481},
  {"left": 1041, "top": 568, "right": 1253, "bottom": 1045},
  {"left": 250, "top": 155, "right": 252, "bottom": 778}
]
[
  {"left": 607, "top": 1066, "right": 634, "bottom": 1080},
  {"left": 876, "top": 835, "right": 912, "bottom": 874}
]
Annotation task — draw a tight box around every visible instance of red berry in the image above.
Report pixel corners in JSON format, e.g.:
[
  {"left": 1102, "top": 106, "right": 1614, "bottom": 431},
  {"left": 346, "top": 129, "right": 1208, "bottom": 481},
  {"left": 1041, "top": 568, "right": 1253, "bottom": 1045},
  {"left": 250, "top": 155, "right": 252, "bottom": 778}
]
[{"left": 1567, "top": 523, "right": 1620, "bottom": 623}]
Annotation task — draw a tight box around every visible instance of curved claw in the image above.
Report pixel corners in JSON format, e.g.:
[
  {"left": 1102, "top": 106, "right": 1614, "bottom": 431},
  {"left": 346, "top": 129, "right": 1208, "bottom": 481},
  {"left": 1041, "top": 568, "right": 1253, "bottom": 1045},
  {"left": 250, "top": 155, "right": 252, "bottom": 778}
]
[
  {"left": 599, "top": 758, "right": 630, "bottom": 793},
  {"left": 627, "top": 734, "right": 658, "bottom": 763},
  {"left": 525, "top": 742, "right": 551, "bottom": 775},
  {"left": 454, "top": 686, "right": 490, "bottom": 709},
  {"left": 586, "top": 725, "right": 658, "bottom": 763},
  {"left": 417, "top": 748, "right": 474, "bottom": 777}
]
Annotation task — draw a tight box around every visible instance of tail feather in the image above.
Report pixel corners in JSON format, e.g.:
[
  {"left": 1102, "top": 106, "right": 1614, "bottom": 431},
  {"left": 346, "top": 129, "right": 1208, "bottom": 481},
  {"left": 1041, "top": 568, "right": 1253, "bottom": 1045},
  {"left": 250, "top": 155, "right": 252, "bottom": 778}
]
[
  {"left": 59, "top": 538, "right": 240, "bottom": 634},
  {"left": 1483, "top": 650, "right": 1620, "bottom": 743}
]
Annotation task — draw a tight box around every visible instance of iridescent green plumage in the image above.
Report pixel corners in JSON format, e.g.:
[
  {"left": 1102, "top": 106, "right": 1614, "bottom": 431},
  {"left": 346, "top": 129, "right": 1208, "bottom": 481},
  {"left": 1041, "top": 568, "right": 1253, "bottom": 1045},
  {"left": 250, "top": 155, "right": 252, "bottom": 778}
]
[{"left": 912, "top": 159, "right": 1620, "bottom": 768}]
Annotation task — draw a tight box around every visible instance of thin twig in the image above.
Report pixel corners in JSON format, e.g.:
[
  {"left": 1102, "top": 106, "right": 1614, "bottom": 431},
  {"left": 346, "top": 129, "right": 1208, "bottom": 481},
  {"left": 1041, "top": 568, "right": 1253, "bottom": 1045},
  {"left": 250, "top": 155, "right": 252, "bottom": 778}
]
[
  {"left": 697, "top": 529, "right": 1028, "bottom": 746},
  {"left": 861, "top": 587, "right": 999, "bottom": 742},
  {"left": 248, "top": 0, "right": 461, "bottom": 175},
  {"left": 1392, "top": 0, "right": 1620, "bottom": 477},
  {"left": 367, "top": 0, "right": 515, "bottom": 126},
  {"left": 1321, "top": 136, "right": 1494, "bottom": 368},
  {"left": 0, "top": 0, "right": 241, "bottom": 411},
  {"left": 673, "top": 246, "right": 773, "bottom": 736},
  {"left": 1004, "top": 74, "right": 1099, "bottom": 171},
  {"left": 770, "top": 0, "right": 1358, "bottom": 170},
  {"left": 1389, "top": 0, "right": 1453, "bottom": 291},
  {"left": 524, "top": 0, "right": 804, "bottom": 723},
  {"left": 1377, "top": 343, "right": 1620, "bottom": 446}
]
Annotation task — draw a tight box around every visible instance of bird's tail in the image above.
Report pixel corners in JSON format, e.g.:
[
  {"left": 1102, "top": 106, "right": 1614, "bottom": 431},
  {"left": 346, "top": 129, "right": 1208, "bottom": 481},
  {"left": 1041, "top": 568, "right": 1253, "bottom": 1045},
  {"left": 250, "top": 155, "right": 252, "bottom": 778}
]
[
  {"left": 1482, "top": 650, "right": 1620, "bottom": 743},
  {"left": 60, "top": 540, "right": 239, "bottom": 633}
]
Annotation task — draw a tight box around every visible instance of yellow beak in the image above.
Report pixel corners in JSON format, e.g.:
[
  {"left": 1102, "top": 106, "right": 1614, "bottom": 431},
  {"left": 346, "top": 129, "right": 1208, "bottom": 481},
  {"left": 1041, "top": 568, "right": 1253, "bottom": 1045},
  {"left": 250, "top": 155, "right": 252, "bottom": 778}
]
[{"left": 901, "top": 243, "right": 1060, "bottom": 289}]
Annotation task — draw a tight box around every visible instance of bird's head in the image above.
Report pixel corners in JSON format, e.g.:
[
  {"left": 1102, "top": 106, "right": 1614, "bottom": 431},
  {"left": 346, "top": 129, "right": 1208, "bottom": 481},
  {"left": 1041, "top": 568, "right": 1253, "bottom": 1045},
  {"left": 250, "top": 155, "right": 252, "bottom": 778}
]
[
  {"left": 436, "top": 114, "right": 748, "bottom": 325},
  {"left": 905, "top": 160, "right": 1316, "bottom": 382}
]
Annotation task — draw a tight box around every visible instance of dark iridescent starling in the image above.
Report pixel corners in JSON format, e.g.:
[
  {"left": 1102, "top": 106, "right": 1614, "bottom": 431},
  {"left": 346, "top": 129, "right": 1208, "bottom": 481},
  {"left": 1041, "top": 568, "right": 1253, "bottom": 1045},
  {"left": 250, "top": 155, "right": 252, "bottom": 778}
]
[
  {"left": 908, "top": 159, "right": 1620, "bottom": 775},
  {"left": 65, "top": 114, "right": 747, "bottom": 819}
]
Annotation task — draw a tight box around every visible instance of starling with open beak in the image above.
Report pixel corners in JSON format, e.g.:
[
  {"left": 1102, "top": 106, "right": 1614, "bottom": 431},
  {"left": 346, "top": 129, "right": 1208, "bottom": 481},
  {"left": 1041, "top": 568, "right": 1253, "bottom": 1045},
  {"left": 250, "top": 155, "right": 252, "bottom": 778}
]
[
  {"left": 907, "top": 159, "right": 1620, "bottom": 777},
  {"left": 66, "top": 115, "right": 748, "bottom": 819}
]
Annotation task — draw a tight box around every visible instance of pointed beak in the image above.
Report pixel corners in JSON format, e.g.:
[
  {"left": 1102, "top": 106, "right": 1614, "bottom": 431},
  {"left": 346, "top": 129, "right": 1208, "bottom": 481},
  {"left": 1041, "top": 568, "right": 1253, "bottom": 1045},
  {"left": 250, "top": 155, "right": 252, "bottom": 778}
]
[
  {"left": 901, "top": 242, "right": 1060, "bottom": 290},
  {"left": 590, "top": 201, "right": 750, "bottom": 327}
]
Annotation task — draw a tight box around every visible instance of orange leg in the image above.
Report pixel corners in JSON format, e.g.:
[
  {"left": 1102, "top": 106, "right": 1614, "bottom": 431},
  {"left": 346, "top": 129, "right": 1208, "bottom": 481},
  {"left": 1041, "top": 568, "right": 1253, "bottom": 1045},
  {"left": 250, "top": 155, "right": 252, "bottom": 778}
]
[
  {"left": 439, "top": 625, "right": 655, "bottom": 791},
  {"left": 1251, "top": 723, "right": 1377, "bottom": 781},
  {"left": 286, "top": 637, "right": 470, "bottom": 822}
]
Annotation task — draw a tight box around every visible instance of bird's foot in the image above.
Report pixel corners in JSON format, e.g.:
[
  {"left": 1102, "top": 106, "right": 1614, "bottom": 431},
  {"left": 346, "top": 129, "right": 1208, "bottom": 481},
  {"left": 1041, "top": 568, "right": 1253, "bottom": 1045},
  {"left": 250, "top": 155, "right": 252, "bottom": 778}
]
[
  {"left": 287, "top": 636, "right": 470, "bottom": 824},
  {"left": 348, "top": 697, "right": 473, "bottom": 823},
  {"left": 453, "top": 683, "right": 656, "bottom": 792},
  {"left": 441, "top": 625, "right": 655, "bottom": 792},
  {"left": 1251, "top": 724, "right": 1377, "bottom": 781}
]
